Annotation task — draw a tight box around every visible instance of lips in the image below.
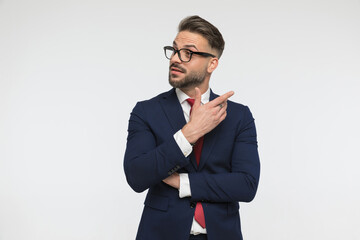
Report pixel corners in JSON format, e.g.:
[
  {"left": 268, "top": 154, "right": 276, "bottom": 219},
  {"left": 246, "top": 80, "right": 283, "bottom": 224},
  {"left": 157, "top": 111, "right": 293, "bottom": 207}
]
[
  {"left": 170, "top": 64, "right": 186, "bottom": 73},
  {"left": 171, "top": 68, "right": 183, "bottom": 73}
]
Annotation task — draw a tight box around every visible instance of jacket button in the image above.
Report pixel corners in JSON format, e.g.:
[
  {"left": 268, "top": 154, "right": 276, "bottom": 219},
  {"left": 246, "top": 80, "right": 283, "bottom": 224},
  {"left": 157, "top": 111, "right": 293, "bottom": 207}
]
[{"left": 190, "top": 202, "right": 196, "bottom": 208}]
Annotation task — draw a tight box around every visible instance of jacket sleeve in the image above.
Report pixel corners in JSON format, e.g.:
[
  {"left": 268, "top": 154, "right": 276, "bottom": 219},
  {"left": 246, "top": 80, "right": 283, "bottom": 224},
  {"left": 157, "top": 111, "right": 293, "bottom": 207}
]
[
  {"left": 123, "top": 102, "right": 190, "bottom": 193},
  {"left": 188, "top": 106, "right": 260, "bottom": 203}
]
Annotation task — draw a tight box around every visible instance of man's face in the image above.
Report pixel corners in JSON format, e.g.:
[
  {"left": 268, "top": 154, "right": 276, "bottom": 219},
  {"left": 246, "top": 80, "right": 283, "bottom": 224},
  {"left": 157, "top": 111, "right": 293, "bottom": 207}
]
[{"left": 168, "top": 31, "right": 214, "bottom": 89}]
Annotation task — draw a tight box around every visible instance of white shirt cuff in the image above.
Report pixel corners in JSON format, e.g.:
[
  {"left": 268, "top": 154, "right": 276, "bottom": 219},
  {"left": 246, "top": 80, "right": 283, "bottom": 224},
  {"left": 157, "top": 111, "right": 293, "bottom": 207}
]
[
  {"left": 179, "top": 173, "right": 191, "bottom": 198},
  {"left": 173, "top": 129, "right": 193, "bottom": 157}
]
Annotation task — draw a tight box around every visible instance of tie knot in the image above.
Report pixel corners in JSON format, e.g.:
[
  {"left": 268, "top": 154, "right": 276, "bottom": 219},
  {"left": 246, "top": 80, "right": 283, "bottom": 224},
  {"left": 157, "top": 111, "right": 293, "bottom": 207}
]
[{"left": 186, "top": 98, "right": 195, "bottom": 107}]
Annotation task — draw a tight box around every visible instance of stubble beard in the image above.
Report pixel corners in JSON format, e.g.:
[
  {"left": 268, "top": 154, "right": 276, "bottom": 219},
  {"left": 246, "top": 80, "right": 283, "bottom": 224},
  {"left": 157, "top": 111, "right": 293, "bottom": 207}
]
[{"left": 168, "top": 69, "right": 206, "bottom": 89}]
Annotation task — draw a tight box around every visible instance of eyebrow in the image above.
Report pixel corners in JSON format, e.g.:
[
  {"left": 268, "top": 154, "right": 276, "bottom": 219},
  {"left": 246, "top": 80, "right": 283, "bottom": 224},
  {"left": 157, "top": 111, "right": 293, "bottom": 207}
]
[{"left": 173, "top": 41, "right": 199, "bottom": 51}]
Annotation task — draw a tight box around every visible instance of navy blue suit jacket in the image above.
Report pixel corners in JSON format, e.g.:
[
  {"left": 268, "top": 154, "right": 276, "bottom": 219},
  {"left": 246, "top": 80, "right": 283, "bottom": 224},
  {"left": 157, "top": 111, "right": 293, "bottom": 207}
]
[{"left": 124, "top": 88, "right": 260, "bottom": 240}]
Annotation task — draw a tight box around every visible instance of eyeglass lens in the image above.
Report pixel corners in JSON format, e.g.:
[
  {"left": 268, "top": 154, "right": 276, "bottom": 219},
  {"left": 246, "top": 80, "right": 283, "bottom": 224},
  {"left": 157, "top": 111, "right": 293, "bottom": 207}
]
[{"left": 165, "top": 48, "right": 192, "bottom": 62}]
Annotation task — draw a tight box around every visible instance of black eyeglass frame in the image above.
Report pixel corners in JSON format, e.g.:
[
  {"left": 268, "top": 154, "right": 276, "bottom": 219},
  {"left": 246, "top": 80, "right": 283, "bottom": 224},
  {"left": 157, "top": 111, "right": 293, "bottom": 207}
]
[{"left": 163, "top": 46, "right": 216, "bottom": 62}]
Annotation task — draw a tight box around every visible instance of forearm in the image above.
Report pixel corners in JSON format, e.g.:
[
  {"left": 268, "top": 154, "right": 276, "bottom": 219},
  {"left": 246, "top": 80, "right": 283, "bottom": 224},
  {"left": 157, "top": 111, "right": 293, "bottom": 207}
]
[
  {"left": 124, "top": 135, "right": 189, "bottom": 193},
  {"left": 188, "top": 170, "right": 260, "bottom": 203}
]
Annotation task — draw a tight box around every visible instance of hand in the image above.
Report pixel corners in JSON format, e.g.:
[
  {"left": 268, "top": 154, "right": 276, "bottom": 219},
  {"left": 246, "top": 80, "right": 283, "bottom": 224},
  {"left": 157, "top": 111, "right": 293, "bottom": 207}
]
[
  {"left": 162, "top": 172, "right": 180, "bottom": 189},
  {"left": 182, "top": 87, "right": 234, "bottom": 144}
]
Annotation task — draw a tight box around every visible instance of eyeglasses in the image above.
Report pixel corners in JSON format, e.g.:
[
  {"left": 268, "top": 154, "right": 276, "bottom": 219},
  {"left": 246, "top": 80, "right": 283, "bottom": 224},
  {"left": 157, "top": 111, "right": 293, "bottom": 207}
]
[{"left": 163, "top": 46, "right": 216, "bottom": 63}]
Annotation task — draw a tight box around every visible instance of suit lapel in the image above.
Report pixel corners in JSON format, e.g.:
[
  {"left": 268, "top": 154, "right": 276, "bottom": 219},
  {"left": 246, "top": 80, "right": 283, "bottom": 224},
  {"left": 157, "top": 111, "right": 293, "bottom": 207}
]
[
  {"left": 159, "top": 88, "right": 186, "bottom": 132},
  {"left": 159, "top": 89, "right": 197, "bottom": 171}
]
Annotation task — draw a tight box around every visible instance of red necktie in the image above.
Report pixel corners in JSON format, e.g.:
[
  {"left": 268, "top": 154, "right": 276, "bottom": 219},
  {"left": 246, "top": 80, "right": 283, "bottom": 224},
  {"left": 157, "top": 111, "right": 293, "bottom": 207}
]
[{"left": 186, "top": 98, "right": 206, "bottom": 229}]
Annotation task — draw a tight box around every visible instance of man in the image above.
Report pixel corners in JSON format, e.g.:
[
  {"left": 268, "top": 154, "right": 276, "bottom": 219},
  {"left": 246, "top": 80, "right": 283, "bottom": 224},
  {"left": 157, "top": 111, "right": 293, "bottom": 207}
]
[{"left": 124, "top": 16, "right": 260, "bottom": 240}]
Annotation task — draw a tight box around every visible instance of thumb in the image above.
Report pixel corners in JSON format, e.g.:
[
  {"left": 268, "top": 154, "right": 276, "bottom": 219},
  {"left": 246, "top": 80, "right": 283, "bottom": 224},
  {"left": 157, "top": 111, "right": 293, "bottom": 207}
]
[{"left": 194, "top": 87, "right": 202, "bottom": 108}]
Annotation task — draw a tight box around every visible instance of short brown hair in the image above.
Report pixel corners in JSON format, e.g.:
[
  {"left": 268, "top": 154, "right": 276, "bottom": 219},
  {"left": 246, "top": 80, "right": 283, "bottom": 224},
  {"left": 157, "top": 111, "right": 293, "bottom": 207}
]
[{"left": 178, "top": 15, "right": 225, "bottom": 59}]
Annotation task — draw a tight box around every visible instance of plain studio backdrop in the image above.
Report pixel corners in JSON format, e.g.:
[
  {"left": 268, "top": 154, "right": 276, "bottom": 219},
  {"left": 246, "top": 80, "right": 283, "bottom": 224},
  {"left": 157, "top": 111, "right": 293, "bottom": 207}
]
[{"left": 1, "top": 0, "right": 359, "bottom": 239}]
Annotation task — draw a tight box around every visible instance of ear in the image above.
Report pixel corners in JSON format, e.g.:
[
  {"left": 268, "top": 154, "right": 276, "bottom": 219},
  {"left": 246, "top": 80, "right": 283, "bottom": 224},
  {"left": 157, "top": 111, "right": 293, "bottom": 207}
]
[{"left": 207, "top": 58, "right": 218, "bottom": 74}]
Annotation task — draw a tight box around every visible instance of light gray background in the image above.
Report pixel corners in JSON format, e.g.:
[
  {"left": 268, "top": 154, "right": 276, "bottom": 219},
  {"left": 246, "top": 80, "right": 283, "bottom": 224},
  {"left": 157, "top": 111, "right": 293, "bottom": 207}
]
[{"left": 1, "top": 0, "right": 360, "bottom": 239}]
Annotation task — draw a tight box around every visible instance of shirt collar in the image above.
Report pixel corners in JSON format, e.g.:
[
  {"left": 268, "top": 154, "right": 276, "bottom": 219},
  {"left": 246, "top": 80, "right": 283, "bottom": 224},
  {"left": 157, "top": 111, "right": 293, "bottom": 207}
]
[{"left": 175, "top": 88, "right": 210, "bottom": 105}]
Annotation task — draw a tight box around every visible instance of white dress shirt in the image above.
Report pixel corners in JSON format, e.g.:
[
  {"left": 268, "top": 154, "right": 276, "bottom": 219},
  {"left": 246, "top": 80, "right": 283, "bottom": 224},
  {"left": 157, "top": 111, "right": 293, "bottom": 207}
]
[{"left": 173, "top": 88, "right": 210, "bottom": 235}]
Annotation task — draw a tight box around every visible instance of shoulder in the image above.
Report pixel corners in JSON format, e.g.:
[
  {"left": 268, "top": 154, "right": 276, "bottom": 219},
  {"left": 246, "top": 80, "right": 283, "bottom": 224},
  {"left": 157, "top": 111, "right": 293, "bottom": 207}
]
[
  {"left": 226, "top": 100, "right": 255, "bottom": 128},
  {"left": 227, "top": 99, "right": 249, "bottom": 112},
  {"left": 130, "top": 89, "right": 175, "bottom": 117},
  {"left": 137, "top": 88, "right": 175, "bottom": 105}
]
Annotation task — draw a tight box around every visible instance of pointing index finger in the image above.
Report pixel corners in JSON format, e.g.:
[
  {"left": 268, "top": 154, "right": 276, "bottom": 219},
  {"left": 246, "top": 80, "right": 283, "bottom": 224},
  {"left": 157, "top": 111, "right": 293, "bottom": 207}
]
[{"left": 208, "top": 91, "right": 234, "bottom": 107}]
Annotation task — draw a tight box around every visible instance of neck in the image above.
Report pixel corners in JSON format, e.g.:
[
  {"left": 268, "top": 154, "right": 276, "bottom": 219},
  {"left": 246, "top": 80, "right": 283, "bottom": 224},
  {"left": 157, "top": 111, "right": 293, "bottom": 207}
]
[{"left": 180, "top": 81, "right": 209, "bottom": 99}]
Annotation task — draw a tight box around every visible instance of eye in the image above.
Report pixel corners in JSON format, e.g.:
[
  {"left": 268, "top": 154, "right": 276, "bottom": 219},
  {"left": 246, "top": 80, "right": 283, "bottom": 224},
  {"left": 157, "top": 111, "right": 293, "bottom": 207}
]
[{"left": 182, "top": 49, "right": 191, "bottom": 59}]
